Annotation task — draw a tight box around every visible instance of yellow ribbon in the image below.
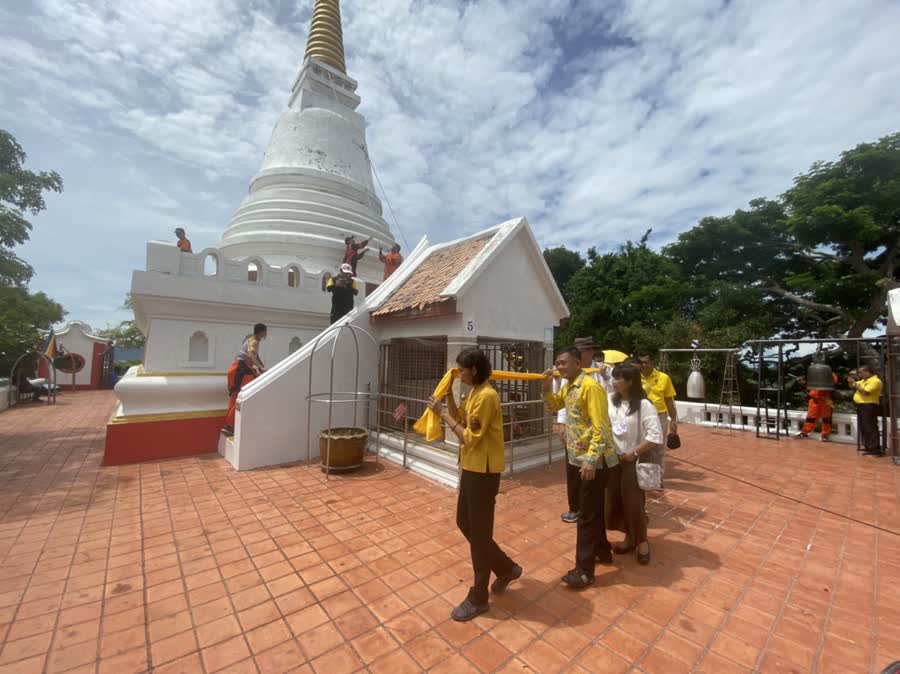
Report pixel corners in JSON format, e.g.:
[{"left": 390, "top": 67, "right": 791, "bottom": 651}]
[{"left": 412, "top": 367, "right": 601, "bottom": 441}]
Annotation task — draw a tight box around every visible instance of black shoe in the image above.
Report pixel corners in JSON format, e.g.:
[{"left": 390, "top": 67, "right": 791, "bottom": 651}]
[
  {"left": 221, "top": 426, "right": 234, "bottom": 437},
  {"left": 451, "top": 598, "right": 489, "bottom": 622},
  {"left": 863, "top": 449, "right": 884, "bottom": 456},
  {"left": 613, "top": 542, "right": 636, "bottom": 555},
  {"left": 637, "top": 546, "right": 651, "bottom": 565},
  {"left": 561, "top": 511, "right": 579, "bottom": 523},
  {"left": 562, "top": 569, "right": 594, "bottom": 589},
  {"left": 595, "top": 549, "right": 613, "bottom": 565},
  {"left": 491, "top": 564, "right": 522, "bottom": 594}
]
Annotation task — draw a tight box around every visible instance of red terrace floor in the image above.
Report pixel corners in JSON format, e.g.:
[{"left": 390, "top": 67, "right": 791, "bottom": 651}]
[{"left": 0, "top": 390, "right": 899, "bottom": 674}]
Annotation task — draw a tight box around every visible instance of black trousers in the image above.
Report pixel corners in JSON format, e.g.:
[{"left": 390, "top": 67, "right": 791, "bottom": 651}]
[
  {"left": 575, "top": 465, "right": 611, "bottom": 578},
  {"left": 457, "top": 470, "right": 516, "bottom": 605},
  {"left": 857, "top": 403, "right": 882, "bottom": 452},
  {"left": 566, "top": 461, "right": 581, "bottom": 513}
]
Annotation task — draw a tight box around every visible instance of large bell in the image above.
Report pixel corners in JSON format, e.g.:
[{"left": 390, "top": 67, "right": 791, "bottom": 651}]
[
  {"left": 686, "top": 355, "right": 706, "bottom": 399},
  {"left": 806, "top": 359, "right": 835, "bottom": 390}
]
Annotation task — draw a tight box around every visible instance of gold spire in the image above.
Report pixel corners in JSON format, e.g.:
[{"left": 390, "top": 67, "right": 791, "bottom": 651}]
[{"left": 304, "top": 0, "right": 347, "bottom": 74}]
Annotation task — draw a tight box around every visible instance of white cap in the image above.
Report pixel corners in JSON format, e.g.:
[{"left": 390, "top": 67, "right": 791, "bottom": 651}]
[{"left": 340, "top": 263, "right": 353, "bottom": 274}]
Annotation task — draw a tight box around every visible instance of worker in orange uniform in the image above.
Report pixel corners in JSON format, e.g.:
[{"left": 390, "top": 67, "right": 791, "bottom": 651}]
[
  {"left": 175, "top": 227, "right": 192, "bottom": 253},
  {"left": 794, "top": 371, "right": 838, "bottom": 441},
  {"left": 379, "top": 243, "right": 402, "bottom": 280},
  {"left": 222, "top": 323, "right": 267, "bottom": 437}
]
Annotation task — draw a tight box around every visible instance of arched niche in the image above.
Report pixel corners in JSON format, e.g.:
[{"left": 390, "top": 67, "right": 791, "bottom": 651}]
[
  {"left": 188, "top": 331, "right": 209, "bottom": 362},
  {"left": 203, "top": 252, "right": 219, "bottom": 277},
  {"left": 287, "top": 266, "right": 301, "bottom": 288},
  {"left": 289, "top": 337, "right": 302, "bottom": 354}
]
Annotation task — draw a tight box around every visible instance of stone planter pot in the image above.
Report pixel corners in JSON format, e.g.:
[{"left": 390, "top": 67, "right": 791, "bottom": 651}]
[{"left": 319, "top": 427, "right": 367, "bottom": 472}]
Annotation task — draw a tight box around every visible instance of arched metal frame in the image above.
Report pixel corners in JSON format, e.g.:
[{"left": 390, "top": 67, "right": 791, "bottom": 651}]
[
  {"left": 7, "top": 349, "right": 57, "bottom": 407},
  {"left": 305, "top": 323, "right": 379, "bottom": 480}
]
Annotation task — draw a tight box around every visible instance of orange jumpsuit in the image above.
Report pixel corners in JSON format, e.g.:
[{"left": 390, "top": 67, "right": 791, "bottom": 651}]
[
  {"left": 382, "top": 252, "right": 402, "bottom": 279},
  {"left": 224, "top": 337, "right": 261, "bottom": 429},
  {"left": 800, "top": 374, "right": 838, "bottom": 437}
]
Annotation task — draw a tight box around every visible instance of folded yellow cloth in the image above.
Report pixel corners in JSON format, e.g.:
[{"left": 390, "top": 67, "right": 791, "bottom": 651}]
[{"left": 412, "top": 367, "right": 600, "bottom": 441}]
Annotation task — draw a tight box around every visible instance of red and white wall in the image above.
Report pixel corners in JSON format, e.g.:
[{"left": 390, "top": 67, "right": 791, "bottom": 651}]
[{"left": 39, "top": 321, "right": 112, "bottom": 390}]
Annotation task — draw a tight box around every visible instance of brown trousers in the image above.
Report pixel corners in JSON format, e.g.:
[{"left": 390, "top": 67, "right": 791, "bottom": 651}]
[{"left": 605, "top": 460, "right": 647, "bottom": 545}]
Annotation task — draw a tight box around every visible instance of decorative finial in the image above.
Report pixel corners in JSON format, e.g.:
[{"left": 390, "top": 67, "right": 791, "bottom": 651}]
[{"left": 304, "top": 0, "right": 347, "bottom": 74}]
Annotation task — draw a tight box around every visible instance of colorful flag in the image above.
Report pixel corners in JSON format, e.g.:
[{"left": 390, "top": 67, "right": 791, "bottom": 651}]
[{"left": 42, "top": 329, "right": 57, "bottom": 360}]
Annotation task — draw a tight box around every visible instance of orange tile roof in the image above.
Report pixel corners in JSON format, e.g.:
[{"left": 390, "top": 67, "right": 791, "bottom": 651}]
[{"left": 371, "top": 234, "right": 493, "bottom": 318}]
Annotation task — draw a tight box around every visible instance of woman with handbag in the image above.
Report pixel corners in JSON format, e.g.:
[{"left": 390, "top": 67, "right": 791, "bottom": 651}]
[{"left": 605, "top": 363, "right": 663, "bottom": 565}]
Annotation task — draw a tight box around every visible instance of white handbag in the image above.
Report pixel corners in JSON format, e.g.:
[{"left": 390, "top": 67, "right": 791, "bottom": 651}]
[{"left": 635, "top": 403, "right": 663, "bottom": 490}]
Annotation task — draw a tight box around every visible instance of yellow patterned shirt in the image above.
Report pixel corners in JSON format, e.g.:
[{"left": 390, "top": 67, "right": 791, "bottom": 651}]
[{"left": 543, "top": 372, "right": 616, "bottom": 468}]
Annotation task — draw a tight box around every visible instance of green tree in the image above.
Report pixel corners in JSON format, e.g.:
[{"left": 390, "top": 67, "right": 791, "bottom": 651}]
[
  {"left": 0, "top": 287, "right": 65, "bottom": 374},
  {"left": 542, "top": 246, "right": 584, "bottom": 301},
  {"left": 1, "top": 130, "right": 63, "bottom": 287},
  {"left": 666, "top": 132, "right": 900, "bottom": 339},
  {"left": 0, "top": 130, "right": 65, "bottom": 374}
]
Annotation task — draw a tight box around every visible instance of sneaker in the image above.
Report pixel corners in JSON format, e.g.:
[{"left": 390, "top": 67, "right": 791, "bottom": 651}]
[
  {"left": 794, "top": 432, "right": 808, "bottom": 439},
  {"left": 560, "top": 511, "right": 580, "bottom": 524},
  {"left": 491, "top": 564, "right": 523, "bottom": 594},
  {"left": 562, "top": 569, "right": 594, "bottom": 589},
  {"left": 222, "top": 426, "right": 234, "bottom": 437},
  {"left": 595, "top": 549, "right": 613, "bottom": 565},
  {"left": 450, "top": 598, "right": 489, "bottom": 622},
  {"left": 821, "top": 435, "right": 831, "bottom": 442}
]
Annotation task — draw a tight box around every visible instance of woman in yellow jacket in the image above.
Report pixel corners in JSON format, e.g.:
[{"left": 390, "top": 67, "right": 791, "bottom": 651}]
[{"left": 428, "top": 347, "right": 522, "bottom": 621}]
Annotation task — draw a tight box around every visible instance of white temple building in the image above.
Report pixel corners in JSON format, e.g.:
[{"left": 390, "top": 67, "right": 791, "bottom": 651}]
[{"left": 106, "top": 1, "right": 569, "bottom": 479}]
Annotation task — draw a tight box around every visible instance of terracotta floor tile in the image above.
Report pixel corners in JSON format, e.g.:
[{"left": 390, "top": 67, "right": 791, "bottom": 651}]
[
  {"left": 254, "top": 639, "right": 306, "bottom": 672},
  {"left": 350, "top": 626, "right": 397, "bottom": 665},
  {"left": 286, "top": 604, "right": 330, "bottom": 636},
  {"left": 149, "top": 610, "right": 193, "bottom": 642},
  {"left": 320, "top": 591, "right": 362, "bottom": 620},
  {"left": 518, "top": 639, "right": 569, "bottom": 673},
  {"left": 600, "top": 626, "right": 649, "bottom": 662},
  {"left": 99, "top": 623, "right": 146, "bottom": 658},
  {"left": 150, "top": 629, "right": 199, "bottom": 666},
  {"left": 368, "top": 593, "right": 409, "bottom": 623},
  {"left": 334, "top": 606, "right": 378, "bottom": 641},
  {"left": 430, "top": 652, "right": 481, "bottom": 674},
  {"left": 310, "top": 645, "right": 362, "bottom": 674},
  {"left": 196, "top": 614, "right": 243, "bottom": 649},
  {"left": 97, "top": 646, "right": 148, "bottom": 674},
  {"left": 201, "top": 634, "right": 252, "bottom": 673},
  {"left": 298, "top": 622, "right": 344, "bottom": 660},
  {"left": 246, "top": 618, "right": 292, "bottom": 655},
  {"left": 0, "top": 653, "right": 46, "bottom": 674},
  {"left": 697, "top": 651, "right": 754, "bottom": 674},
  {"left": 0, "top": 632, "right": 54, "bottom": 665},
  {"left": 44, "top": 640, "right": 98, "bottom": 673},
  {"left": 406, "top": 631, "right": 454, "bottom": 669},
  {"left": 577, "top": 644, "right": 630, "bottom": 674},
  {"left": 463, "top": 633, "right": 513, "bottom": 672},
  {"left": 367, "top": 647, "right": 421, "bottom": 674}
]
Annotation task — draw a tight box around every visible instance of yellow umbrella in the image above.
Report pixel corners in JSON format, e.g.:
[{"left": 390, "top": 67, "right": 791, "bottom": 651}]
[{"left": 602, "top": 350, "right": 629, "bottom": 364}]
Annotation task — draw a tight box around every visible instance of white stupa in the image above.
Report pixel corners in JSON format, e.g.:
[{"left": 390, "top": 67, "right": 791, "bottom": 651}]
[
  {"left": 218, "top": 0, "right": 396, "bottom": 282},
  {"left": 107, "top": 0, "right": 399, "bottom": 464}
]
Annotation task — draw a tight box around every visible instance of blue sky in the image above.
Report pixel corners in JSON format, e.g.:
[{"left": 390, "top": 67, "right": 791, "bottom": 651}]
[{"left": 2, "top": 0, "right": 900, "bottom": 331}]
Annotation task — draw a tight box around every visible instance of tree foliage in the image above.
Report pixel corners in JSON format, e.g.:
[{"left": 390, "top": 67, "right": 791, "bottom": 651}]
[
  {"left": 0, "top": 130, "right": 65, "bottom": 375},
  {"left": 0, "top": 130, "right": 63, "bottom": 287},
  {"left": 0, "top": 287, "right": 64, "bottom": 375},
  {"left": 666, "top": 132, "right": 900, "bottom": 339},
  {"left": 542, "top": 246, "right": 584, "bottom": 301}
]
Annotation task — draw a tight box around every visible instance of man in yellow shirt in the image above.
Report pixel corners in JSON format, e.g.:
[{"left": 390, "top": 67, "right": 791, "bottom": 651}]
[
  {"left": 848, "top": 365, "right": 883, "bottom": 456},
  {"left": 638, "top": 353, "right": 678, "bottom": 473},
  {"left": 543, "top": 346, "right": 616, "bottom": 589}
]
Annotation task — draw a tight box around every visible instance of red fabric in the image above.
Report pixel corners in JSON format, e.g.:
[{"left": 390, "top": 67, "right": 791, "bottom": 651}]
[
  {"left": 224, "top": 360, "right": 257, "bottom": 428},
  {"left": 177, "top": 238, "right": 192, "bottom": 253}
]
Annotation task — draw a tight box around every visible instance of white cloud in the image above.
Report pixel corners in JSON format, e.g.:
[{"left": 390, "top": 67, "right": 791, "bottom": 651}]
[{"left": 1, "top": 0, "right": 899, "bottom": 328}]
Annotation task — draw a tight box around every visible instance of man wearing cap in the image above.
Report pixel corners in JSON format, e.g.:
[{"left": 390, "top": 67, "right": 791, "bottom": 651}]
[
  {"left": 326, "top": 264, "right": 359, "bottom": 324},
  {"left": 554, "top": 336, "right": 608, "bottom": 524},
  {"left": 342, "top": 235, "right": 369, "bottom": 276},
  {"left": 175, "top": 228, "right": 192, "bottom": 253}
]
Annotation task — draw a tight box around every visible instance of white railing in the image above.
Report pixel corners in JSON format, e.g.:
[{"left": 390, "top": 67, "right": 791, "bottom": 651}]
[{"left": 674, "top": 400, "right": 882, "bottom": 444}]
